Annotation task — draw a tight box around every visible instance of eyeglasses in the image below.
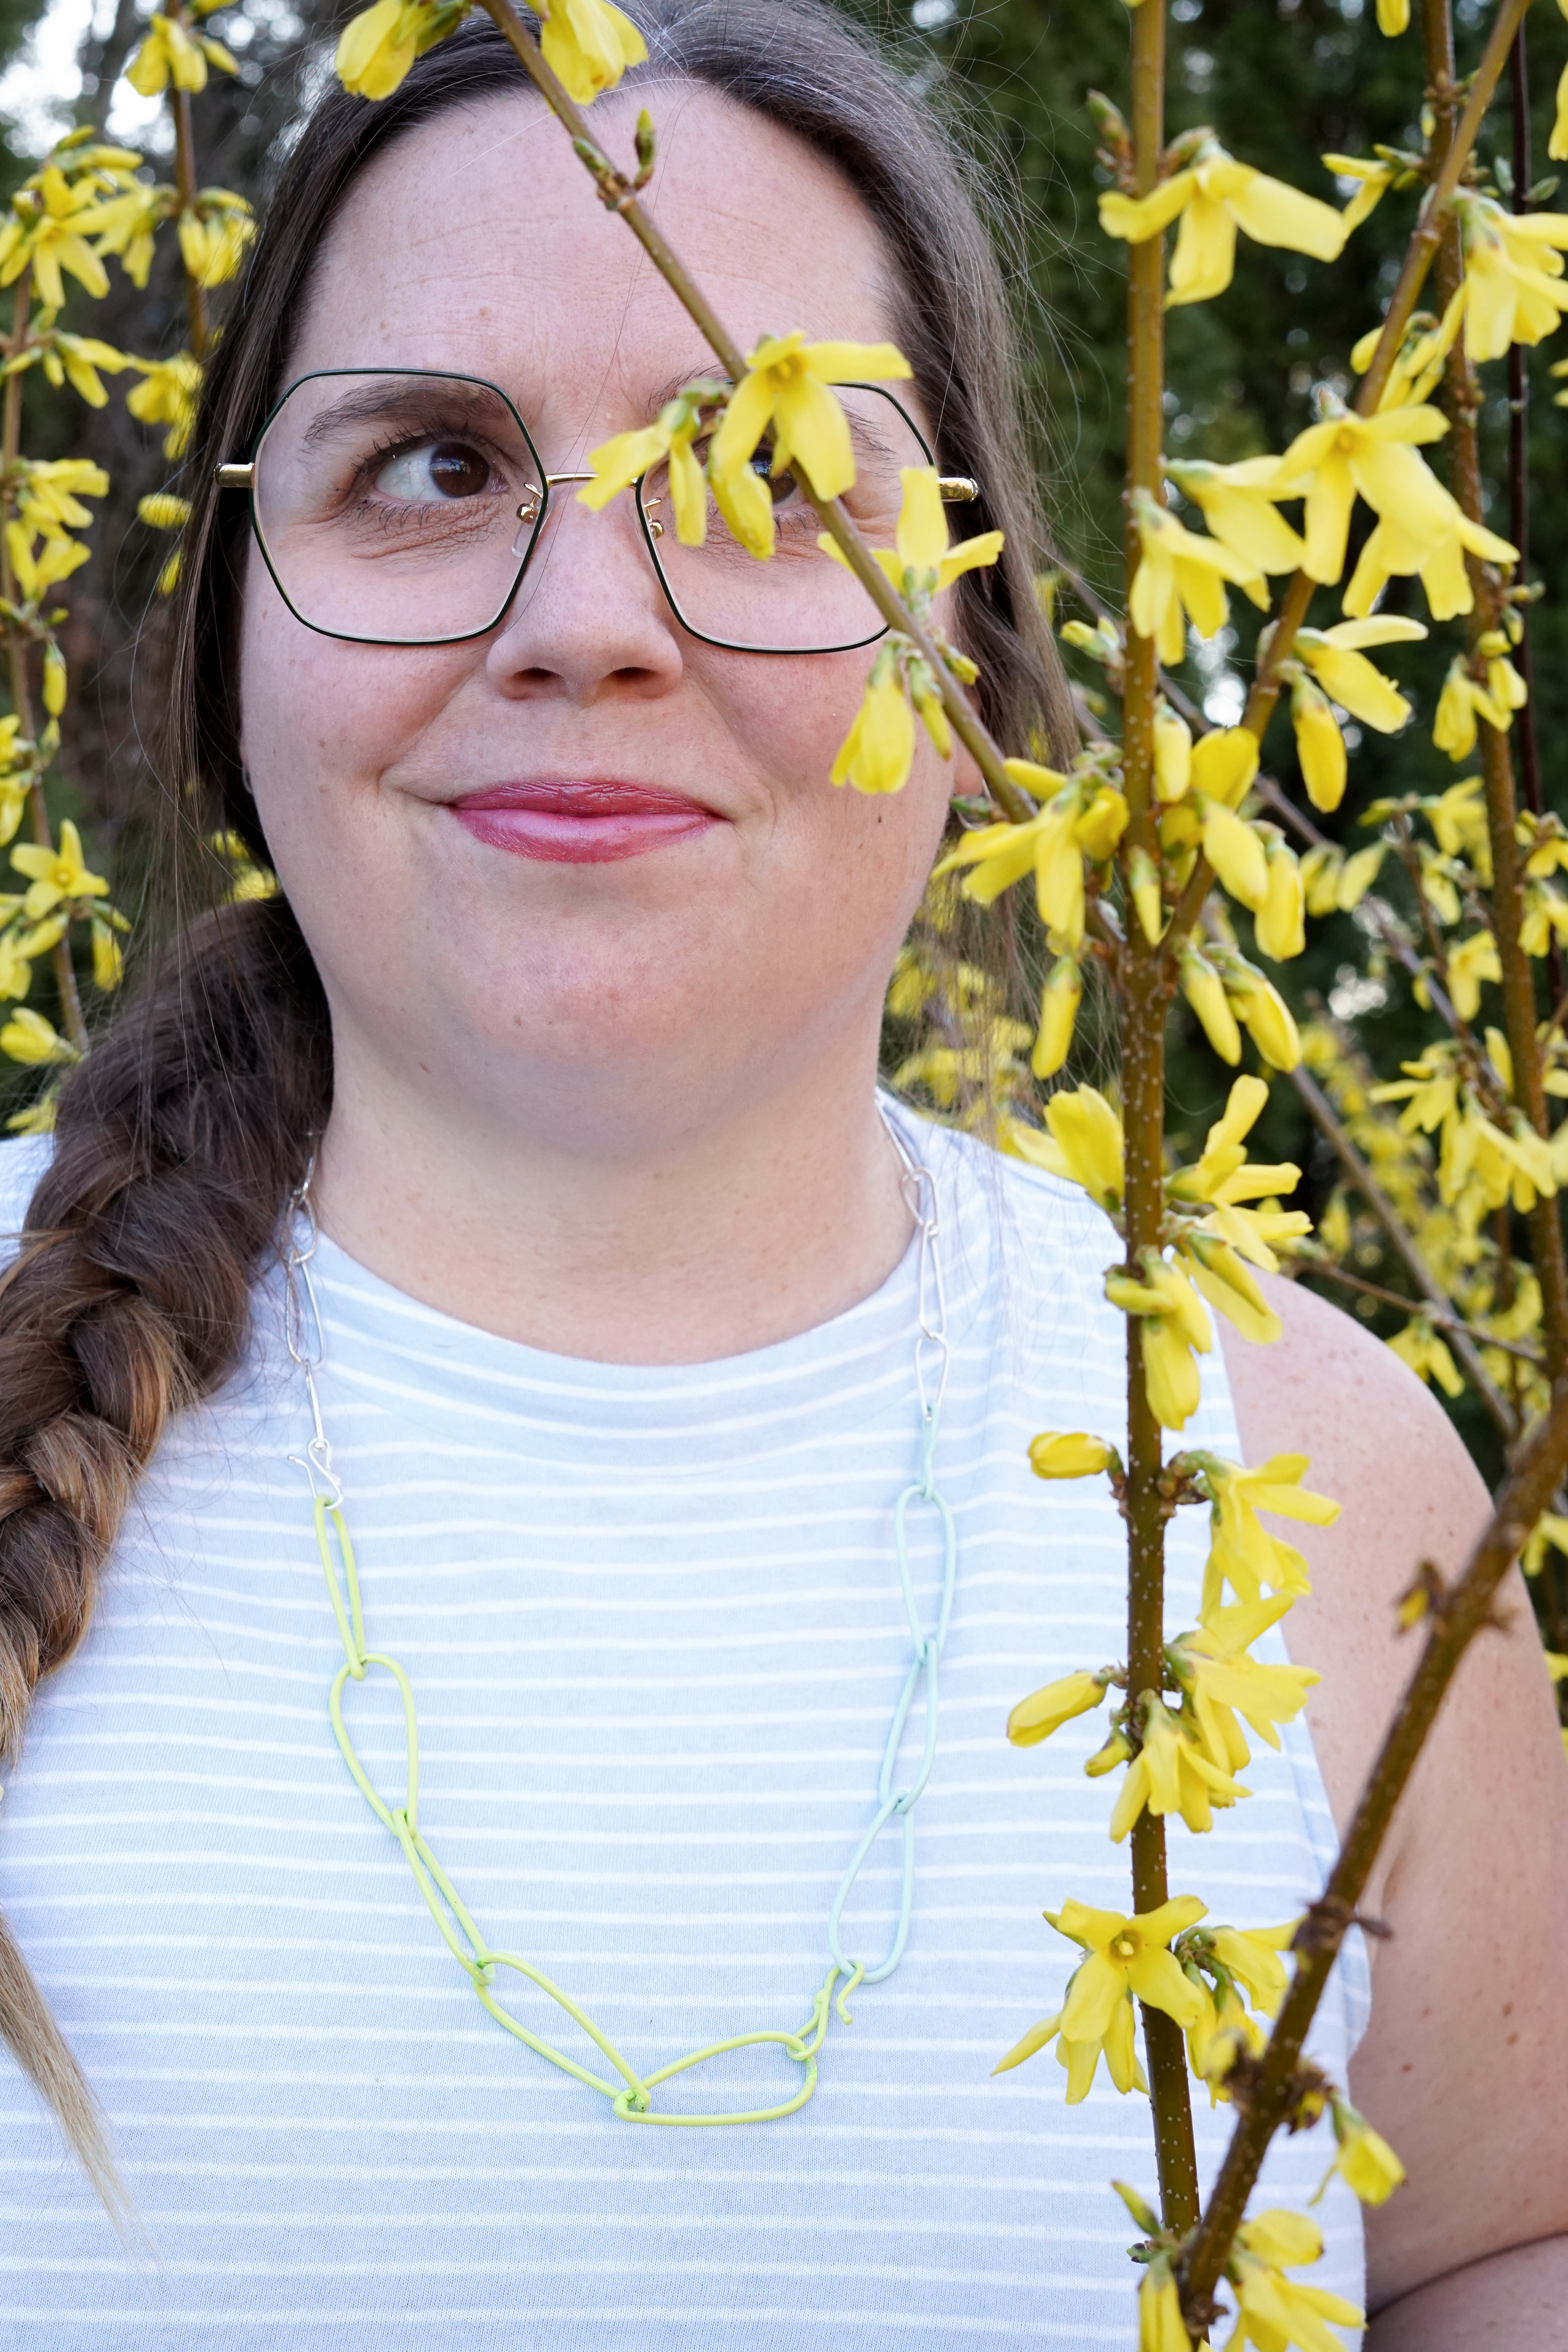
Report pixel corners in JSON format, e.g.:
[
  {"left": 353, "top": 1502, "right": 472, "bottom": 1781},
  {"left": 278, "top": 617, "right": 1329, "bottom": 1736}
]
[{"left": 216, "top": 367, "right": 976, "bottom": 655}]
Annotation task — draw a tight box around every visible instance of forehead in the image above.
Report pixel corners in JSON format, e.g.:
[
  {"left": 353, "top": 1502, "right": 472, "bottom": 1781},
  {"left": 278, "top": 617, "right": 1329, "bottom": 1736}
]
[{"left": 290, "top": 86, "right": 900, "bottom": 417}]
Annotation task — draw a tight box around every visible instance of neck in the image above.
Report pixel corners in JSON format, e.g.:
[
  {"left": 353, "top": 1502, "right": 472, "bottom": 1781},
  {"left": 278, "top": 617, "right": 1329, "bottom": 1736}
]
[{"left": 311, "top": 1036, "right": 916, "bottom": 1366}]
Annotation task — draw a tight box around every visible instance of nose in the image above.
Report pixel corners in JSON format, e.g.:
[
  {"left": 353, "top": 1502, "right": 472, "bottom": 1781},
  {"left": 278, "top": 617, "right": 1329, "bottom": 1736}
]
[{"left": 485, "top": 466, "right": 685, "bottom": 707}]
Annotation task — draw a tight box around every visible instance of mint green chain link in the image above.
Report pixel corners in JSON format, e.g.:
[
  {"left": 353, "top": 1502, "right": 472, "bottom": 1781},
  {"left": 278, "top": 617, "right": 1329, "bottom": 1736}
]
[{"left": 313, "top": 1493, "right": 867, "bottom": 2124}]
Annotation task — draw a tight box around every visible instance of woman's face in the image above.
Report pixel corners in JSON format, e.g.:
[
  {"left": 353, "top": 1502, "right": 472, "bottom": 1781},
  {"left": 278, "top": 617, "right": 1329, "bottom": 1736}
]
[{"left": 239, "top": 88, "right": 969, "bottom": 1158}]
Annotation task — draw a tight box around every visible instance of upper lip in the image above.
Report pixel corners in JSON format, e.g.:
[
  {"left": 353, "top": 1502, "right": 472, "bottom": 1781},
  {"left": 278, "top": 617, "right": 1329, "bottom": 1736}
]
[{"left": 450, "top": 779, "right": 718, "bottom": 818}]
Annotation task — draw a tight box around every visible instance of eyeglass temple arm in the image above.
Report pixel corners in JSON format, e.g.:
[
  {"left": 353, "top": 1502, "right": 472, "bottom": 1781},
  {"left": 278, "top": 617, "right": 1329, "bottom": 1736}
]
[{"left": 214, "top": 460, "right": 981, "bottom": 501}]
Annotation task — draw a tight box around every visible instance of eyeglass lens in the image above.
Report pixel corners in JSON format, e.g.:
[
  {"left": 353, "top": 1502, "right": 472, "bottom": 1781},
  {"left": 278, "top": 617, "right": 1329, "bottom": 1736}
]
[{"left": 250, "top": 370, "right": 932, "bottom": 652}]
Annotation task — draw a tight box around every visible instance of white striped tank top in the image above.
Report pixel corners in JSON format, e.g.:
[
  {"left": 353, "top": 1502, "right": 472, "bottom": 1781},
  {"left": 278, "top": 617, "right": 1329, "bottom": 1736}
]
[{"left": 0, "top": 1112, "right": 1370, "bottom": 2348}]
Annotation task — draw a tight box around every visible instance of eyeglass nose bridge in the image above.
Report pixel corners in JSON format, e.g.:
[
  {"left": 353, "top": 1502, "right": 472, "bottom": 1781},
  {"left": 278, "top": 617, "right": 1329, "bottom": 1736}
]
[{"left": 513, "top": 469, "right": 600, "bottom": 544}]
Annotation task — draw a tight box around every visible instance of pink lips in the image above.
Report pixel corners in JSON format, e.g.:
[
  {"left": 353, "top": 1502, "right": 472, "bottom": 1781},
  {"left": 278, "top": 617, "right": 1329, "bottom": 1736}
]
[{"left": 452, "top": 779, "right": 719, "bottom": 863}]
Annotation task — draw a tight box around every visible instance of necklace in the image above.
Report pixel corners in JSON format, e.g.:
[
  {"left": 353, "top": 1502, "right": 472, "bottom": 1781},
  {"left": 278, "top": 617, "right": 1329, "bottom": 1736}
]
[{"left": 281, "top": 1112, "right": 958, "bottom": 2127}]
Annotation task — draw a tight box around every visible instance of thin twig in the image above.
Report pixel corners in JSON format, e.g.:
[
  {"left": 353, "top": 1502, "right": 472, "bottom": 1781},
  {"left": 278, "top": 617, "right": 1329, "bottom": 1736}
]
[
  {"left": 1286, "top": 1060, "right": 1518, "bottom": 1436},
  {"left": 477, "top": 0, "right": 1034, "bottom": 823},
  {"left": 1290, "top": 1253, "right": 1545, "bottom": 1365}
]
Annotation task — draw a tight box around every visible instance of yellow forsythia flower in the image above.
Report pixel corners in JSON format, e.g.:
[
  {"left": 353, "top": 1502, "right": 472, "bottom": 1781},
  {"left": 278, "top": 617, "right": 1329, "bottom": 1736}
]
[
  {"left": 1100, "top": 142, "right": 1346, "bottom": 307},
  {"left": 1105, "top": 1250, "right": 1213, "bottom": 1430},
  {"left": 1137, "top": 2269, "right": 1191, "bottom": 2352},
  {"left": 1197, "top": 1454, "right": 1339, "bottom": 1615},
  {"left": 707, "top": 332, "right": 910, "bottom": 544},
  {"left": 538, "top": 0, "right": 648, "bottom": 105},
  {"left": 1200, "top": 798, "right": 1270, "bottom": 912},
  {"left": 856, "top": 465, "right": 1004, "bottom": 600},
  {"left": 1006, "top": 1666, "right": 1109, "bottom": 1747},
  {"left": 1030, "top": 1085, "right": 1125, "bottom": 1216},
  {"left": 127, "top": 12, "right": 228, "bottom": 95},
  {"left": 934, "top": 767, "right": 1126, "bottom": 952},
  {"left": 1433, "top": 656, "right": 1514, "bottom": 760},
  {"left": 138, "top": 493, "right": 192, "bottom": 532},
  {"left": 1153, "top": 699, "right": 1192, "bottom": 800},
  {"left": 1047, "top": 1895, "right": 1208, "bottom": 2044},
  {"left": 1027, "top": 1430, "right": 1116, "bottom": 1480},
  {"left": 1272, "top": 402, "right": 1454, "bottom": 587},
  {"left": 1229, "top": 2210, "right": 1365, "bottom": 2349},
  {"left": 1179, "top": 942, "right": 1242, "bottom": 1066},
  {"left": 11, "top": 820, "right": 108, "bottom": 917},
  {"left": 1176, "top": 1597, "right": 1320, "bottom": 1766},
  {"left": 41, "top": 643, "right": 65, "bottom": 719},
  {"left": 1226, "top": 962, "right": 1302, "bottom": 1071},
  {"left": 91, "top": 916, "right": 123, "bottom": 992},
  {"left": 829, "top": 654, "right": 914, "bottom": 796},
  {"left": 0, "top": 1006, "right": 75, "bottom": 1066},
  {"left": 1458, "top": 196, "right": 1568, "bottom": 359},
  {"left": 1128, "top": 489, "right": 1266, "bottom": 664},
  {"left": 1323, "top": 152, "right": 1399, "bottom": 234},
  {"left": 991, "top": 1981, "right": 1146, "bottom": 2100},
  {"left": 1295, "top": 616, "right": 1425, "bottom": 730},
  {"left": 126, "top": 352, "right": 203, "bottom": 460},
  {"left": 1108, "top": 1697, "right": 1247, "bottom": 1839},
  {"left": 1164, "top": 455, "right": 1306, "bottom": 574},
  {"left": 337, "top": 0, "right": 471, "bottom": 101},
  {"left": 1253, "top": 843, "right": 1305, "bottom": 963},
  {"left": 1032, "top": 953, "right": 1081, "bottom": 1078},
  {"left": 0, "top": 170, "right": 110, "bottom": 313},
  {"left": 1388, "top": 1316, "right": 1465, "bottom": 1397},
  {"left": 1190, "top": 724, "right": 1260, "bottom": 806},
  {"left": 1322, "top": 2095, "right": 1406, "bottom": 2206},
  {"left": 1290, "top": 675, "right": 1346, "bottom": 813}
]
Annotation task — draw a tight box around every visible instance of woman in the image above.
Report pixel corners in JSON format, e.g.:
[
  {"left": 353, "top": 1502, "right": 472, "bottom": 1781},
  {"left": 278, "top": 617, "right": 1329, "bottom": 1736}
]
[{"left": 0, "top": 6, "right": 1560, "bottom": 2345}]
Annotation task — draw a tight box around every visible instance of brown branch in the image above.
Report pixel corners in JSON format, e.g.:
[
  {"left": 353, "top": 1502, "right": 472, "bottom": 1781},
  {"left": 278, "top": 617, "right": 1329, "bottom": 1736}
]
[
  {"left": 1116, "top": 0, "right": 1200, "bottom": 2240},
  {"left": 476, "top": 0, "right": 1034, "bottom": 824},
  {"left": 170, "top": 87, "right": 209, "bottom": 360},
  {"left": 1179, "top": 1364, "right": 1568, "bottom": 2320},
  {"left": 1286, "top": 1059, "right": 1518, "bottom": 1437},
  {"left": 1419, "top": 0, "right": 1568, "bottom": 1383},
  {"left": 1291, "top": 1253, "right": 1545, "bottom": 1366}
]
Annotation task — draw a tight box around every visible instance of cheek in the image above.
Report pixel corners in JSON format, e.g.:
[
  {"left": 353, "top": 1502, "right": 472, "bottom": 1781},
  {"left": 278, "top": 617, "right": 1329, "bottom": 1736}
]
[{"left": 238, "top": 572, "right": 466, "bottom": 852}]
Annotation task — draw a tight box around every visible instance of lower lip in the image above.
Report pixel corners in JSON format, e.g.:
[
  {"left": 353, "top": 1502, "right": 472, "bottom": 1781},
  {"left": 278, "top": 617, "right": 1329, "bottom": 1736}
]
[{"left": 452, "top": 793, "right": 718, "bottom": 864}]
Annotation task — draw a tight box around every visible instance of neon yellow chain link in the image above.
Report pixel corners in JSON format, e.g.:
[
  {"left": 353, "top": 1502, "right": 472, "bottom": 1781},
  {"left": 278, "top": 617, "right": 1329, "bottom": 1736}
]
[{"left": 313, "top": 1493, "right": 865, "bottom": 2124}]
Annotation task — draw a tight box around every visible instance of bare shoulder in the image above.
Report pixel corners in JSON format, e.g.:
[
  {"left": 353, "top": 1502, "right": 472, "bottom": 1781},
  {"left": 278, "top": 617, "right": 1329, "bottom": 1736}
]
[{"left": 1220, "top": 1276, "right": 1568, "bottom": 2309}]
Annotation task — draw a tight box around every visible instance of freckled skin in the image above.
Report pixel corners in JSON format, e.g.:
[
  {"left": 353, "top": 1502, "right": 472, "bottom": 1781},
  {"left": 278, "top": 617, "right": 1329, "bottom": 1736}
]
[{"left": 1224, "top": 1283, "right": 1568, "bottom": 2342}]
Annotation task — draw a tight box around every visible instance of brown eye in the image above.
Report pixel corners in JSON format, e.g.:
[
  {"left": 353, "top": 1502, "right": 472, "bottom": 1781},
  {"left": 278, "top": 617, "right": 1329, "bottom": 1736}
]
[
  {"left": 375, "top": 439, "right": 493, "bottom": 502},
  {"left": 749, "top": 448, "right": 799, "bottom": 507},
  {"left": 427, "top": 442, "right": 491, "bottom": 498}
]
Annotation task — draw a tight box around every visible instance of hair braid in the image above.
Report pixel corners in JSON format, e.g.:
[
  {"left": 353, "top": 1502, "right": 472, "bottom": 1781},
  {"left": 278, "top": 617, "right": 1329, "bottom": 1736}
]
[{"left": 0, "top": 895, "right": 330, "bottom": 2214}]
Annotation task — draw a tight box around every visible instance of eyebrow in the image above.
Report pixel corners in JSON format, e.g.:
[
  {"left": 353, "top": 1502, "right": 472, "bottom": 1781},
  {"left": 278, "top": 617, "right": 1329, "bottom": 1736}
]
[{"left": 294, "top": 378, "right": 518, "bottom": 454}]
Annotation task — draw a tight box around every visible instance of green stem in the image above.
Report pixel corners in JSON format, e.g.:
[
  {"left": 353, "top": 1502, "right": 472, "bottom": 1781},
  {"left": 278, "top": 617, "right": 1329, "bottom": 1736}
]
[
  {"left": 1178, "top": 1364, "right": 1568, "bottom": 2326},
  {"left": 475, "top": 0, "right": 1033, "bottom": 824}
]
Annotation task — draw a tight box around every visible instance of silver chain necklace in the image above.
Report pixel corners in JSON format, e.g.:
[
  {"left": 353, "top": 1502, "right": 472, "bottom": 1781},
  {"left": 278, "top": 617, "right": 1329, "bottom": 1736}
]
[{"left": 280, "top": 1109, "right": 958, "bottom": 2126}]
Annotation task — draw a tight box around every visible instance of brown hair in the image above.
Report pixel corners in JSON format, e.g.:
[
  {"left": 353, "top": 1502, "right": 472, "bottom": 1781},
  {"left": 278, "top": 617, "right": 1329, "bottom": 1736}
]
[{"left": 0, "top": 0, "right": 1073, "bottom": 2192}]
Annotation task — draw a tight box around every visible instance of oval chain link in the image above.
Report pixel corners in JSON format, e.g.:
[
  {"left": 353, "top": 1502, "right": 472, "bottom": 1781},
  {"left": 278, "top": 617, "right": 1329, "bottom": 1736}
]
[{"left": 284, "top": 1112, "right": 955, "bottom": 2125}]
